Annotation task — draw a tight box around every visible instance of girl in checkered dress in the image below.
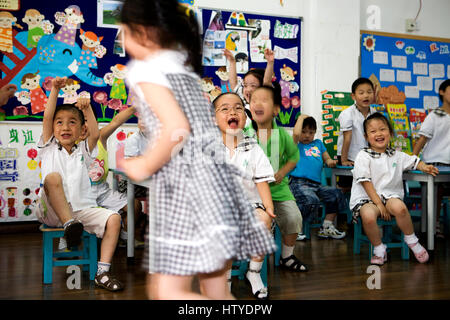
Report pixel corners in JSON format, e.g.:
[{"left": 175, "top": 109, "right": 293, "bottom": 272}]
[{"left": 120, "top": 0, "right": 276, "bottom": 300}]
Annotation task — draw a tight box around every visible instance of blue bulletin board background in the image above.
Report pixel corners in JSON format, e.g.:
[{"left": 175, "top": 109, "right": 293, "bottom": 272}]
[
  {"left": 200, "top": 8, "right": 302, "bottom": 127},
  {"left": 360, "top": 31, "right": 450, "bottom": 111},
  {"left": 0, "top": 0, "right": 133, "bottom": 123}
]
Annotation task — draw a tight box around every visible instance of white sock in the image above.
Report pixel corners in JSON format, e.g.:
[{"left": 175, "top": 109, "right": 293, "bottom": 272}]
[
  {"left": 120, "top": 230, "right": 128, "bottom": 240},
  {"left": 322, "top": 220, "right": 333, "bottom": 228},
  {"left": 246, "top": 261, "right": 265, "bottom": 295},
  {"left": 281, "top": 244, "right": 294, "bottom": 259},
  {"left": 97, "top": 262, "right": 111, "bottom": 275},
  {"left": 404, "top": 233, "right": 423, "bottom": 254},
  {"left": 63, "top": 219, "right": 74, "bottom": 229},
  {"left": 373, "top": 243, "right": 386, "bottom": 257},
  {"left": 58, "top": 237, "right": 67, "bottom": 250}
]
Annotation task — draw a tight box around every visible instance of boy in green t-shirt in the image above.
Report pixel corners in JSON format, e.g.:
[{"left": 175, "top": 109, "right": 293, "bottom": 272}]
[{"left": 247, "top": 85, "right": 308, "bottom": 272}]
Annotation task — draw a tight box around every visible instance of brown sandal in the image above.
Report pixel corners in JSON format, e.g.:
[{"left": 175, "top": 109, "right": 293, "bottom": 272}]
[{"left": 95, "top": 272, "right": 124, "bottom": 292}]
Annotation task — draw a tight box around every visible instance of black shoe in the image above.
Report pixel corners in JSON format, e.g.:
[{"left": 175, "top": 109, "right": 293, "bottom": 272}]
[{"left": 64, "top": 220, "right": 84, "bottom": 248}]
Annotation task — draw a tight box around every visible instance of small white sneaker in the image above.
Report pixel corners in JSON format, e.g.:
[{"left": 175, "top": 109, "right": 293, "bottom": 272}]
[
  {"left": 318, "top": 225, "right": 346, "bottom": 239},
  {"left": 296, "top": 232, "right": 307, "bottom": 241}
]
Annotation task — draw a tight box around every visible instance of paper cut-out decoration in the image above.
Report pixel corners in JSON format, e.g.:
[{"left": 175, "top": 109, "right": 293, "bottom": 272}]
[
  {"left": 15, "top": 91, "right": 31, "bottom": 105},
  {"left": 201, "top": 77, "right": 215, "bottom": 103},
  {"left": 279, "top": 64, "right": 297, "bottom": 99},
  {"left": 104, "top": 64, "right": 128, "bottom": 103},
  {"left": 215, "top": 66, "right": 232, "bottom": 92},
  {"left": 78, "top": 91, "right": 90, "bottom": 99},
  {"left": 113, "top": 28, "right": 125, "bottom": 57},
  {"left": 54, "top": 5, "right": 84, "bottom": 47},
  {"left": 404, "top": 46, "right": 415, "bottom": 55},
  {"left": 20, "top": 72, "right": 48, "bottom": 114},
  {"left": 21, "top": 9, "right": 45, "bottom": 48},
  {"left": 395, "top": 40, "right": 405, "bottom": 50},
  {"left": 79, "top": 29, "right": 106, "bottom": 69},
  {"left": 416, "top": 51, "right": 426, "bottom": 60},
  {"left": 225, "top": 31, "right": 240, "bottom": 51},
  {"left": 440, "top": 45, "right": 449, "bottom": 54},
  {"left": 274, "top": 45, "right": 298, "bottom": 63},
  {"left": 13, "top": 106, "right": 29, "bottom": 116},
  {"left": 274, "top": 20, "right": 299, "bottom": 39},
  {"left": 93, "top": 90, "right": 109, "bottom": 119},
  {"left": 363, "top": 35, "right": 375, "bottom": 51},
  {"left": 61, "top": 78, "right": 80, "bottom": 104},
  {"left": 289, "top": 81, "right": 299, "bottom": 93},
  {"left": 208, "top": 11, "right": 224, "bottom": 31},
  {"left": 429, "top": 43, "right": 439, "bottom": 53},
  {"left": 226, "top": 12, "right": 257, "bottom": 31},
  {"left": 0, "top": 11, "right": 23, "bottom": 53},
  {"left": 235, "top": 52, "right": 248, "bottom": 74},
  {"left": 378, "top": 85, "right": 406, "bottom": 105}
]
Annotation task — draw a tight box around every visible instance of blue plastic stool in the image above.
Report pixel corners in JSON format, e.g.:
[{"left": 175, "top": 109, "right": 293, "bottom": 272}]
[
  {"left": 40, "top": 224, "right": 98, "bottom": 284},
  {"left": 274, "top": 224, "right": 282, "bottom": 266},
  {"left": 353, "top": 217, "right": 409, "bottom": 261},
  {"left": 231, "top": 255, "right": 268, "bottom": 287}
]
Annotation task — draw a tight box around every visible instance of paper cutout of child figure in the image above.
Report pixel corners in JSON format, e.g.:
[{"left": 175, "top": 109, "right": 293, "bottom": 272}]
[
  {"left": 279, "top": 64, "right": 297, "bottom": 99},
  {"left": 61, "top": 78, "right": 80, "bottom": 104},
  {"left": 54, "top": 5, "right": 84, "bottom": 47},
  {"left": 0, "top": 11, "right": 23, "bottom": 53},
  {"left": 20, "top": 72, "right": 48, "bottom": 114},
  {"left": 22, "top": 9, "right": 45, "bottom": 48},
  {"left": 79, "top": 29, "right": 106, "bottom": 69},
  {"left": 215, "top": 66, "right": 232, "bottom": 93},
  {"left": 104, "top": 64, "right": 127, "bottom": 103}
]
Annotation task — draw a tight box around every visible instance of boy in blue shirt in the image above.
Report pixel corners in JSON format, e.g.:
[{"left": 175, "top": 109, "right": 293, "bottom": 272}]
[{"left": 289, "top": 117, "right": 347, "bottom": 239}]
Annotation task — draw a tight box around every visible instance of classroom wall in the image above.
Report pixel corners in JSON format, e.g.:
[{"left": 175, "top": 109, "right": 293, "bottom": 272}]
[
  {"left": 196, "top": 0, "right": 361, "bottom": 137},
  {"left": 360, "top": 0, "right": 450, "bottom": 39}
]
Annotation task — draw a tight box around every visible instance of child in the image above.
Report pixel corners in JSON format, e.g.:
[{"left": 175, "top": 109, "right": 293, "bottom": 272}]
[
  {"left": 350, "top": 112, "right": 438, "bottom": 265},
  {"left": 119, "top": 0, "right": 275, "bottom": 300},
  {"left": 289, "top": 116, "right": 347, "bottom": 239},
  {"left": 336, "top": 78, "right": 377, "bottom": 188},
  {"left": 412, "top": 79, "right": 450, "bottom": 238},
  {"left": 249, "top": 85, "right": 308, "bottom": 272},
  {"left": 214, "top": 92, "right": 275, "bottom": 299},
  {"left": 36, "top": 77, "right": 123, "bottom": 291}
]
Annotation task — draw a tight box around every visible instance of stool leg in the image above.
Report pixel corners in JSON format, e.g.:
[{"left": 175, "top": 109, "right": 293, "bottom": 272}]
[
  {"left": 304, "top": 220, "right": 311, "bottom": 240},
  {"left": 274, "top": 225, "right": 282, "bottom": 267},
  {"left": 42, "top": 233, "right": 54, "bottom": 284},
  {"left": 261, "top": 255, "right": 268, "bottom": 287},
  {"left": 82, "top": 235, "right": 89, "bottom": 272},
  {"left": 89, "top": 235, "right": 98, "bottom": 281},
  {"left": 353, "top": 221, "right": 361, "bottom": 254},
  {"left": 401, "top": 232, "right": 410, "bottom": 260},
  {"left": 238, "top": 260, "right": 248, "bottom": 281}
]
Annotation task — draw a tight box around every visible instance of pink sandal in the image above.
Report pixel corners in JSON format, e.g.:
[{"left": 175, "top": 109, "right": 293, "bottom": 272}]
[
  {"left": 408, "top": 243, "right": 429, "bottom": 263},
  {"left": 370, "top": 252, "right": 387, "bottom": 265}
]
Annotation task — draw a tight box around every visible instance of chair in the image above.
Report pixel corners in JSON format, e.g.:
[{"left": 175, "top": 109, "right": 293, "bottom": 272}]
[
  {"left": 40, "top": 224, "right": 98, "bottom": 284},
  {"left": 353, "top": 217, "right": 409, "bottom": 261}
]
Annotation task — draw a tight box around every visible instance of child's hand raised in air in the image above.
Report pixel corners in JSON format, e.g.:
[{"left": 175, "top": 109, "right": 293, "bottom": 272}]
[
  {"left": 52, "top": 77, "right": 68, "bottom": 90},
  {"left": 75, "top": 97, "right": 91, "bottom": 111},
  {"left": 264, "top": 48, "right": 275, "bottom": 63},
  {"left": 223, "top": 49, "right": 235, "bottom": 62}
]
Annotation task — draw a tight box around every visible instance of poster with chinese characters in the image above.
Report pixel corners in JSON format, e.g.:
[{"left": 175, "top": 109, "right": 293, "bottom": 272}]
[{"left": 0, "top": 122, "right": 42, "bottom": 222}]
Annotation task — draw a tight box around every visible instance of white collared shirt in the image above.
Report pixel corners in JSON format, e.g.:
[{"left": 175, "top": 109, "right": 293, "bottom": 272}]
[
  {"left": 38, "top": 135, "right": 97, "bottom": 212},
  {"left": 224, "top": 136, "right": 275, "bottom": 205},
  {"left": 337, "top": 104, "right": 376, "bottom": 161},
  {"left": 124, "top": 130, "right": 148, "bottom": 158},
  {"left": 349, "top": 148, "right": 420, "bottom": 210},
  {"left": 418, "top": 108, "right": 450, "bottom": 164}
]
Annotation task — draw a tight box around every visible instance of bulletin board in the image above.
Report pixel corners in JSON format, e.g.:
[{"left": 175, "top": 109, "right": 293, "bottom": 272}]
[
  {"left": 199, "top": 8, "right": 302, "bottom": 127},
  {"left": 0, "top": 0, "right": 135, "bottom": 123},
  {"left": 360, "top": 30, "right": 450, "bottom": 111},
  {"left": 0, "top": 121, "right": 138, "bottom": 223}
]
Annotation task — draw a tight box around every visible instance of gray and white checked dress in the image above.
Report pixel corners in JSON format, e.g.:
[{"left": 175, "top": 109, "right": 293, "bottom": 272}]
[{"left": 126, "top": 50, "right": 276, "bottom": 275}]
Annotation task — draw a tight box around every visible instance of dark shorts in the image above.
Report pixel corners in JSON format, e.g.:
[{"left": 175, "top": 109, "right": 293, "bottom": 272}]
[
  {"left": 337, "top": 156, "right": 353, "bottom": 188},
  {"left": 289, "top": 176, "right": 348, "bottom": 222}
]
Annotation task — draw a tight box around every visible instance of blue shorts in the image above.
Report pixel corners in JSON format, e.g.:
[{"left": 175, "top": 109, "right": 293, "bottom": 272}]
[{"left": 289, "top": 177, "right": 348, "bottom": 222}]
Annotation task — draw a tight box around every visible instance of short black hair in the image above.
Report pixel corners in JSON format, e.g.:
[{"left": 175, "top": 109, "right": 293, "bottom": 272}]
[
  {"left": 302, "top": 116, "right": 317, "bottom": 131},
  {"left": 363, "top": 112, "right": 393, "bottom": 137},
  {"left": 53, "top": 104, "right": 85, "bottom": 125},
  {"left": 252, "top": 83, "right": 282, "bottom": 107},
  {"left": 438, "top": 79, "right": 450, "bottom": 102},
  {"left": 352, "top": 77, "right": 374, "bottom": 93},
  {"left": 212, "top": 92, "right": 244, "bottom": 108},
  {"left": 244, "top": 68, "right": 264, "bottom": 86}
]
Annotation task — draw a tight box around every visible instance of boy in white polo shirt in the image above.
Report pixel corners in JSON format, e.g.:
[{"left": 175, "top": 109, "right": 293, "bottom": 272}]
[
  {"left": 36, "top": 77, "right": 123, "bottom": 291},
  {"left": 413, "top": 79, "right": 450, "bottom": 238},
  {"left": 214, "top": 92, "right": 275, "bottom": 300},
  {"left": 336, "top": 78, "right": 376, "bottom": 188}
]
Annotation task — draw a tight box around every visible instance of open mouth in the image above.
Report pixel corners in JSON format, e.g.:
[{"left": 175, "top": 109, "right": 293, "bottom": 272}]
[
  {"left": 253, "top": 109, "right": 264, "bottom": 116},
  {"left": 61, "top": 134, "right": 72, "bottom": 139},
  {"left": 227, "top": 117, "right": 239, "bottom": 129}
]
